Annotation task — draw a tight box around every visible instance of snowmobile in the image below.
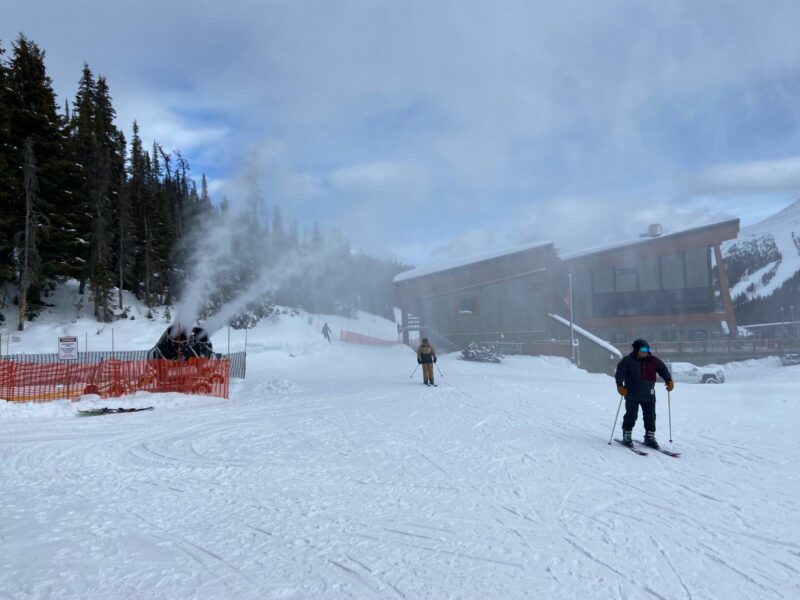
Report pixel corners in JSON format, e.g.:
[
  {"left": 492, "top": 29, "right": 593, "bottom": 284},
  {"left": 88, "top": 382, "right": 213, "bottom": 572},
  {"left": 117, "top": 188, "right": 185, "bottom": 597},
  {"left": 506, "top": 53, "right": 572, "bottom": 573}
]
[{"left": 460, "top": 341, "right": 503, "bottom": 363}]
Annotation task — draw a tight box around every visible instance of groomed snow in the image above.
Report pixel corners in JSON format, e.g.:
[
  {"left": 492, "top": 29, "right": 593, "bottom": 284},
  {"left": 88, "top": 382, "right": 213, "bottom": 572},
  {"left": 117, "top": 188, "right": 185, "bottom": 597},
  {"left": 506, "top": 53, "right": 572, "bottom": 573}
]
[{"left": 1, "top": 307, "right": 798, "bottom": 599}]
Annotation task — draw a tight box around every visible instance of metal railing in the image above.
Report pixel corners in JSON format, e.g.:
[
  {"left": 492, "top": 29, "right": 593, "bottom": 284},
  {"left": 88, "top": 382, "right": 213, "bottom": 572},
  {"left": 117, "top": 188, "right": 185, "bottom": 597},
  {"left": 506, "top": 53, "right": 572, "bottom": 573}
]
[{"left": 611, "top": 338, "right": 800, "bottom": 356}]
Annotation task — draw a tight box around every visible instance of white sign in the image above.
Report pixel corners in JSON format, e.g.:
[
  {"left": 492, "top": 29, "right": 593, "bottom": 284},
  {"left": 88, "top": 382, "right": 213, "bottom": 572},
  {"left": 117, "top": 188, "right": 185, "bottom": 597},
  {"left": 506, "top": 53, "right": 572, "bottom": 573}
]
[{"left": 58, "top": 336, "right": 79, "bottom": 360}]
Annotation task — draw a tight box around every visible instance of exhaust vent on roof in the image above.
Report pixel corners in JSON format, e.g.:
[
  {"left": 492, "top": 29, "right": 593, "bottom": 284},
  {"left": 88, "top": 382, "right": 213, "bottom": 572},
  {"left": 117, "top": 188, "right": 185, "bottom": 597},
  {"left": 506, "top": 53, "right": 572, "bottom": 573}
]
[{"left": 640, "top": 224, "right": 662, "bottom": 238}]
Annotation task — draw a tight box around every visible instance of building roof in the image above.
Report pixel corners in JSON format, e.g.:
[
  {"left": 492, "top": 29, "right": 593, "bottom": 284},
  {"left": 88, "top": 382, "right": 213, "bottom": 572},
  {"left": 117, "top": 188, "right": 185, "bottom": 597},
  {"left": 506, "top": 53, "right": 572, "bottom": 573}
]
[
  {"left": 393, "top": 241, "right": 553, "bottom": 284},
  {"left": 560, "top": 218, "right": 740, "bottom": 261}
]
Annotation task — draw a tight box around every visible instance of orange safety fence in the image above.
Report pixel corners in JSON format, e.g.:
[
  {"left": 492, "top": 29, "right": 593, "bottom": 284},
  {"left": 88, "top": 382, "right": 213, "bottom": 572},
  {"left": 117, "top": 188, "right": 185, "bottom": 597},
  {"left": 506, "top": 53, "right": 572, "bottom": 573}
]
[
  {"left": 339, "top": 329, "right": 399, "bottom": 347},
  {"left": 0, "top": 357, "right": 230, "bottom": 403}
]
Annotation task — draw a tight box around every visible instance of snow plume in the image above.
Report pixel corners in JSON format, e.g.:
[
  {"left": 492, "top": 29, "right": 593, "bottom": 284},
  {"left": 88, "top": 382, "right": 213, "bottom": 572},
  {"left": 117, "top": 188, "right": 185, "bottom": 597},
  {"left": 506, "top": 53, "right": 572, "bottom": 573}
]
[
  {"left": 172, "top": 158, "right": 272, "bottom": 334},
  {"left": 172, "top": 207, "right": 244, "bottom": 332},
  {"left": 199, "top": 244, "right": 335, "bottom": 335},
  {"left": 172, "top": 156, "right": 345, "bottom": 335}
]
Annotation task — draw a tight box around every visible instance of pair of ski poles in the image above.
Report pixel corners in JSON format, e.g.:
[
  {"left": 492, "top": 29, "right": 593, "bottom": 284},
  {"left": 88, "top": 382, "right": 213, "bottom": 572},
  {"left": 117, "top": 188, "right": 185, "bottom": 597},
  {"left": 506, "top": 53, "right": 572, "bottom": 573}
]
[
  {"left": 608, "top": 390, "right": 673, "bottom": 444},
  {"left": 409, "top": 362, "right": 444, "bottom": 379}
]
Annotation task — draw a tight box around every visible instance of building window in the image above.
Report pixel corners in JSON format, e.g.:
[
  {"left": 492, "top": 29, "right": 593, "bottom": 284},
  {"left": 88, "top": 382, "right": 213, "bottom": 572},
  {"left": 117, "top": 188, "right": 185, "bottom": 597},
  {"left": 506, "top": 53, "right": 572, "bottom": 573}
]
[
  {"left": 615, "top": 267, "right": 638, "bottom": 292},
  {"left": 661, "top": 329, "right": 679, "bottom": 342},
  {"left": 661, "top": 253, "right": 685, "bottom": 289},
  {"left": 638, "top": 257, "right": 661, "bottom": 291},
  {"left": 458, "top": 297, "right": 477, "bottom": 314},
  {"left": 688, "top": 329, "right": 707, "bottom": 341},
  {"left": 592, "top": 268, "right": 614, "bottom": 293},
  {"left": 685, "top": 246, "right": 710, "bottom": 288}
]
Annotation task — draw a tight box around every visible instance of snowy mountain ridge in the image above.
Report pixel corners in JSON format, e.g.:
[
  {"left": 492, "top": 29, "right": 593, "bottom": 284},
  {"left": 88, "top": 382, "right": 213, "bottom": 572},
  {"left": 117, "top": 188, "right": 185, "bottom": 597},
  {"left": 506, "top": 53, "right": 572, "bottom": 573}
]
[{"left": 722, "top": 199, "right": 800, "bottom": 317}]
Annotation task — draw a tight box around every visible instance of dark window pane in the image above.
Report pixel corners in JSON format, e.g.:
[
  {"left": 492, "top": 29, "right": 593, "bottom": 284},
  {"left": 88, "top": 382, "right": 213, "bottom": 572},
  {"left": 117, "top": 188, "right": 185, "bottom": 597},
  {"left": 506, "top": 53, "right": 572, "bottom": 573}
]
[
  {"left": 661, "top": 253, "right": 685, "bottom": 289},
  {"left": 592, "top": 268, "right": 614, "bottom": 293},
  {"left": 638, "top": 257, "right": 660, "bottom": 291},
  {"left": 615, "top": 267, "right": 638, "bottom": 292},
  {"left": 685, "top": 246, "right": 710, "bottom": 288},
  {"left": 458, "top": 297, "right": 477, "bottom": 314}
]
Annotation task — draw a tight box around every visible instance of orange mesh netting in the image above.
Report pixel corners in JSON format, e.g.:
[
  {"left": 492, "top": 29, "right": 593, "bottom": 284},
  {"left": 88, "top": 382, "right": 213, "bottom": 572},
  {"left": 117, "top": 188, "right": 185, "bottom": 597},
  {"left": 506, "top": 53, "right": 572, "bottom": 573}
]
[{"left": 0, "top": 358, "right": 229, "bottom": 403}]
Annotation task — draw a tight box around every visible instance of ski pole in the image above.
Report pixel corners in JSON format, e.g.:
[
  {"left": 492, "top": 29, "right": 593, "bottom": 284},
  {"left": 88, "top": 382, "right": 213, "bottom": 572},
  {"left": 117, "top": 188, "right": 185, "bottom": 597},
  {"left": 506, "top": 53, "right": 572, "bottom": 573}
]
[
  {"left": 435, "top": 362, "right": 443, "bottom": 378},
  {"left": 608, "top": 395, "right": 624, "bottom": 445},
  {"left": 410, "top": 364, "right": 419, "bottom": 379},
  {"left": 668, "top": 390, "right": 673, "bottom": 443}
]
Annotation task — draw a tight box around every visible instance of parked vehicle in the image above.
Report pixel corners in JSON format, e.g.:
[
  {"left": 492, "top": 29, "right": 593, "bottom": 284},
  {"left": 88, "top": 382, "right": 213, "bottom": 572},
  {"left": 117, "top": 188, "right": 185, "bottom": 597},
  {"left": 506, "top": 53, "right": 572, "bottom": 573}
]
[
  {"left": 667, "top": 361, "right": 726, "bottom": 384},
  {"left": 781, "top": 348, "right": 800, "bottom": 366}
]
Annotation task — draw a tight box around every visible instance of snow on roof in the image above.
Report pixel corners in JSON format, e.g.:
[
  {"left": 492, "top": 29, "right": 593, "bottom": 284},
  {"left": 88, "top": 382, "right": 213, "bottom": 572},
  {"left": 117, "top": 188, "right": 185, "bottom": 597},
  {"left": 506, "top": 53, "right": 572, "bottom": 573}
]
[
  {"left": 560, "top": 218, "right": 739, "bottom": 261},
  {"left": 393, "top": 241, "right": 553, "bottom": 284},
  {"left": 548, "top": 313, "right": 623, "bottom": 358}
]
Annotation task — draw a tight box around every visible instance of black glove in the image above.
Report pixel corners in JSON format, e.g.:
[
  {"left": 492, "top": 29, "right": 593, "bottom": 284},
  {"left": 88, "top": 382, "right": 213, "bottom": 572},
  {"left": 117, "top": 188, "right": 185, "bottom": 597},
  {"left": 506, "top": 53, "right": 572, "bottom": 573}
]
[
  {"left": 433, "top": 357, "right": 437, "bottom": 363},
  {"left": 417, "top": 359, "right": 421, "bottom": 364}
]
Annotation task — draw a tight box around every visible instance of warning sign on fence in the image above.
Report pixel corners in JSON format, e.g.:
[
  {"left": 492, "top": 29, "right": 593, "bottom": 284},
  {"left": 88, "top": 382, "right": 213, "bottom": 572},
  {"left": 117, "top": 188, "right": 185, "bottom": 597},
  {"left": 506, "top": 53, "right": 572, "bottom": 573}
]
[{"left": 58, "top": 336, "right": 78, "bottom": 360}]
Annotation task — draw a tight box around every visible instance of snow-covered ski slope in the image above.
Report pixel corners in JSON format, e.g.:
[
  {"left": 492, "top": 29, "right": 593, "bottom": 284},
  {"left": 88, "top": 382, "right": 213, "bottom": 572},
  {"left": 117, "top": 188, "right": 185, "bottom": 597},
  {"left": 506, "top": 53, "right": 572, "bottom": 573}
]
[{"left": 1, "top": 315, "right": 799, "bottom": 599}]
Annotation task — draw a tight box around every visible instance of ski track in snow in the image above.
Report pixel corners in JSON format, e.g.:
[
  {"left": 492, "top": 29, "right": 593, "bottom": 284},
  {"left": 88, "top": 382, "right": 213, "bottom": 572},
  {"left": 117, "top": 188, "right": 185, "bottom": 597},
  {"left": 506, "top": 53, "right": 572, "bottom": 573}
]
[{"left": 1, "top": 347, "right": 799, "bottom": 599}]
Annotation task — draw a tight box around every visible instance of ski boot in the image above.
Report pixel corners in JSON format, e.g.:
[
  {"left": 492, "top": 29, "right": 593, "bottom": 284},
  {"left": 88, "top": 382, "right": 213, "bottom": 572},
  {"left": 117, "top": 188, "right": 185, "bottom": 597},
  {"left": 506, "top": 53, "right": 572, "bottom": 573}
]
[
  {"left": 621, "top": 430, "right": 633, "bottom": 447},
  {"left": 643, "top": 431, "right": 660, "bottom": 449}
]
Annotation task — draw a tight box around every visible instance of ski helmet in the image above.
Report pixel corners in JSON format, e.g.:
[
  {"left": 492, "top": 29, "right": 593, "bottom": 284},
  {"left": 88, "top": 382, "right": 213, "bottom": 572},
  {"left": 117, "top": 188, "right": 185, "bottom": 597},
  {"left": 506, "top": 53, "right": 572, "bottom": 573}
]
[{"left": 632, "top": 338, "right": 650, "bottom": 352}]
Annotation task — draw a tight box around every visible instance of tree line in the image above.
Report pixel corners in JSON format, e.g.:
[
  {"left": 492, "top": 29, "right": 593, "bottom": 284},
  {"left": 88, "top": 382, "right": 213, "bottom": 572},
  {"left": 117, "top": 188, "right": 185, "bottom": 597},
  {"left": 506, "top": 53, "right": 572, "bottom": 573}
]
[{"left": 0, "top": 34, "right": 408, "bottom": 330}]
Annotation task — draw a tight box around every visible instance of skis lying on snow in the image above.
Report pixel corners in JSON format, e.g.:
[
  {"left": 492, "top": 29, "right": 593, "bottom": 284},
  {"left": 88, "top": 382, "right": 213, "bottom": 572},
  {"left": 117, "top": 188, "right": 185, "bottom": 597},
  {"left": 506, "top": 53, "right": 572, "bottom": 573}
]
[
  {"left": 77, "top": 407, "right": 154, "bottom": 417},
  {"left": 615, "top": 439, "right": 648, "bottom": 455}
]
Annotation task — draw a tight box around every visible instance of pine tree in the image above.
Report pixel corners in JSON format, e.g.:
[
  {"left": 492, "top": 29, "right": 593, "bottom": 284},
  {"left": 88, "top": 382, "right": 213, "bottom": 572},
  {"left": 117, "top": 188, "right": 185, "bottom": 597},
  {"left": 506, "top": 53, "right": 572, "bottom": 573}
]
[
  {"left": 17, "top": 138, "right": 47, "bottom": 329},
  {"left": 0, "top": 42, "right": 18, "bottom": 292},
  {"left": 6, "top": 35, "right": 81, "bottom": 316}
]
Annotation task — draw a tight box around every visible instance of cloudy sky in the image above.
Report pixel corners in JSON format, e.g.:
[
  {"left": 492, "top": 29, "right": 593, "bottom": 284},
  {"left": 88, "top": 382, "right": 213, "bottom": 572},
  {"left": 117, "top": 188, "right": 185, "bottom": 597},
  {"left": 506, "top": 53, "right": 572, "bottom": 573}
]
[{"left": 3, "top": 0, "right": 800, "bottom": 265}]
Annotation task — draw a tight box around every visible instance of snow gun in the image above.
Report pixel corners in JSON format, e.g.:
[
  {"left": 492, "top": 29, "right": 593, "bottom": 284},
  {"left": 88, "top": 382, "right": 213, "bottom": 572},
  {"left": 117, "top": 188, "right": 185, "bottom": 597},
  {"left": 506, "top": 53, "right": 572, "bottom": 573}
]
[{"left": 148, "top": 324, "right": 221, "bottom": 361}]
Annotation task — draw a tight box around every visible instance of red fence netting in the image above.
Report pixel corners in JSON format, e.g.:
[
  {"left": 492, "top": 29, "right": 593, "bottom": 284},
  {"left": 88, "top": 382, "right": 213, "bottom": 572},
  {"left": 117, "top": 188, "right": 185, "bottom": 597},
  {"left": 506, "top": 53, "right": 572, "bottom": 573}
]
[
  {"left": 0, "top": 357, "right": 229, "bottom": 403},
  {"left": 339, "top": 330, "right": 399, "bottom": 346}
]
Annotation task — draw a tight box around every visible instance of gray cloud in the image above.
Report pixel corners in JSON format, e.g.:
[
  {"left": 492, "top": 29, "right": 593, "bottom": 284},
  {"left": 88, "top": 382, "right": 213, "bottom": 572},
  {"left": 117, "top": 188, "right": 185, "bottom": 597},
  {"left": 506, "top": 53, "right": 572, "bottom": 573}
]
[
  {"left": 690, "top": 156, "right": 800, "bottom": 196},
  {"left": 5, "top": 0, "right": 800, "bottom": 263}
]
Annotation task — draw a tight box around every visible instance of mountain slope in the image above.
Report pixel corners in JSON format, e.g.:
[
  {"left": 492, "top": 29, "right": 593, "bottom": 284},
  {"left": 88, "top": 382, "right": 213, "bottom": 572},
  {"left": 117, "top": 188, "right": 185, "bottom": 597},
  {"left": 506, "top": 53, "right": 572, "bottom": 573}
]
[{"left": 722, "top": 199, "right": 800, "bottom": 324}]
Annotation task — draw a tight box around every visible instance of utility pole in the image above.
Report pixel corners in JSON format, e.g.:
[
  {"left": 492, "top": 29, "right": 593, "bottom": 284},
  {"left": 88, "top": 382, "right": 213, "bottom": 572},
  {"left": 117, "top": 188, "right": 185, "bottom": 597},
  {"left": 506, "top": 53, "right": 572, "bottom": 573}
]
[{"left": 569, "top": 273, "right": 576, "bottom": 365}]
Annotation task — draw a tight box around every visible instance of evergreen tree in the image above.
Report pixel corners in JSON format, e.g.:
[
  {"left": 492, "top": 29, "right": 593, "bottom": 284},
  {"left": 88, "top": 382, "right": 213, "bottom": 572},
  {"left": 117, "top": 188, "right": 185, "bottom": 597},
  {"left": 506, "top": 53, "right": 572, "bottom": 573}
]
[
  {"left": 6, "top": 35, "right": 81, "bottom": 316},
  {"left": 17, "top": 138, "right": 47, "bottom": 329},
  {"left": 0, "top": 42, "right": 18, "bottom": 292}
]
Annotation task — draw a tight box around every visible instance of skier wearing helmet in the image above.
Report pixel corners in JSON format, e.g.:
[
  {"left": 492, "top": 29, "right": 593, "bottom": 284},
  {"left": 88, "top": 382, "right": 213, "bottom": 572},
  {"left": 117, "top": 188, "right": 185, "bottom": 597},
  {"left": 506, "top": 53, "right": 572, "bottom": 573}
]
[
  {"left": 416, "top": 338, "right": 438, "bottom": 386},
  {"left": 615, "top": 339, "right": 674, "bottom": 448}
]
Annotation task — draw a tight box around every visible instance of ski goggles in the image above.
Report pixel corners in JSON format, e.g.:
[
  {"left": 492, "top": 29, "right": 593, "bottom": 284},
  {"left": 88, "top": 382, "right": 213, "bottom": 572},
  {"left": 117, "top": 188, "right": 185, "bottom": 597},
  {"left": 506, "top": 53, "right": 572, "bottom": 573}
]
[{"left": 639, "top": 346, "right": 650, "bottom": 353}]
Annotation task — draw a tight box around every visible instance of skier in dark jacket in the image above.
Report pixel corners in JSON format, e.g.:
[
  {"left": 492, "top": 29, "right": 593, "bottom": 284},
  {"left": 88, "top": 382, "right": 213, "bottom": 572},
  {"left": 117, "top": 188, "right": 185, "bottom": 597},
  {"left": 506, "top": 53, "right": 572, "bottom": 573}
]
[
  {"left": 416, "top": 338, "right": 437, "bottom": 385},
  {"left": 615, "top": 339, "right": 674, "bottom": 448}
]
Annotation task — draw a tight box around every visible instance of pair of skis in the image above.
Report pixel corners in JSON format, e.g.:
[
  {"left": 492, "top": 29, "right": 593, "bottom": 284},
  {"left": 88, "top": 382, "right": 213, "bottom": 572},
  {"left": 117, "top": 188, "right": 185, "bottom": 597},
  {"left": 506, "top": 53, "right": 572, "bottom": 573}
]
[
  {"left": 77, "top": 406, "right": 154, "bottom": 417},
  {"left": 614, "top": 439, "right": 681, "bottom": 457}
]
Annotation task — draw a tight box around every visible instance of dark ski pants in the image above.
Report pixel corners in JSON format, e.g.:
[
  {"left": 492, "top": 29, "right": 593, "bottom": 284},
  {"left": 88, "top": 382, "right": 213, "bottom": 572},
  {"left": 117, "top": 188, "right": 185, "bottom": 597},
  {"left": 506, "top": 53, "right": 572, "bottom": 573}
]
[
  {"left": 622, "top": 398, "right": 656, "bottom": 433},
  {"left": 422, "top": 363, "right": 434, "bottom": 384}
]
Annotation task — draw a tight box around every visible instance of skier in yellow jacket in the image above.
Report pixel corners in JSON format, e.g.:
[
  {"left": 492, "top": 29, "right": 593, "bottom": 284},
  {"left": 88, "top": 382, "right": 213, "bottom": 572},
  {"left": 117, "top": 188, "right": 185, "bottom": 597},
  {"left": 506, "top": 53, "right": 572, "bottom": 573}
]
[{"left": 416, "top": 338, "right": 438, "bottom": 386}]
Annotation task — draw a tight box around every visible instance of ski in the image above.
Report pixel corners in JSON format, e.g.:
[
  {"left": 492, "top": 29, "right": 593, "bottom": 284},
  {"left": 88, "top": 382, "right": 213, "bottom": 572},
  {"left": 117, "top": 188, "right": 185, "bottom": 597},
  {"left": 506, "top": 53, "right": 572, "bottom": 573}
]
[
  {"left": 614, "top": 439, "right": 648, "bottom": 455},
  {"left": 635, "top": 442, "right": 681, "bottom": 457},
  {"left": 77, "top": 407, "right": 154, "bottom": 417}
]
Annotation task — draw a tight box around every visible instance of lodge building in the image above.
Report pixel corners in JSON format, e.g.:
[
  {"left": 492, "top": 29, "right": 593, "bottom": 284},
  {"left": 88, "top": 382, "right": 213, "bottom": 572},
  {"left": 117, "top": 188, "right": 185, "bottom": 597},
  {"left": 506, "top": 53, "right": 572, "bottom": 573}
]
[{"left": 393, "top": 219, "right": 740, "bottom": 371}]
